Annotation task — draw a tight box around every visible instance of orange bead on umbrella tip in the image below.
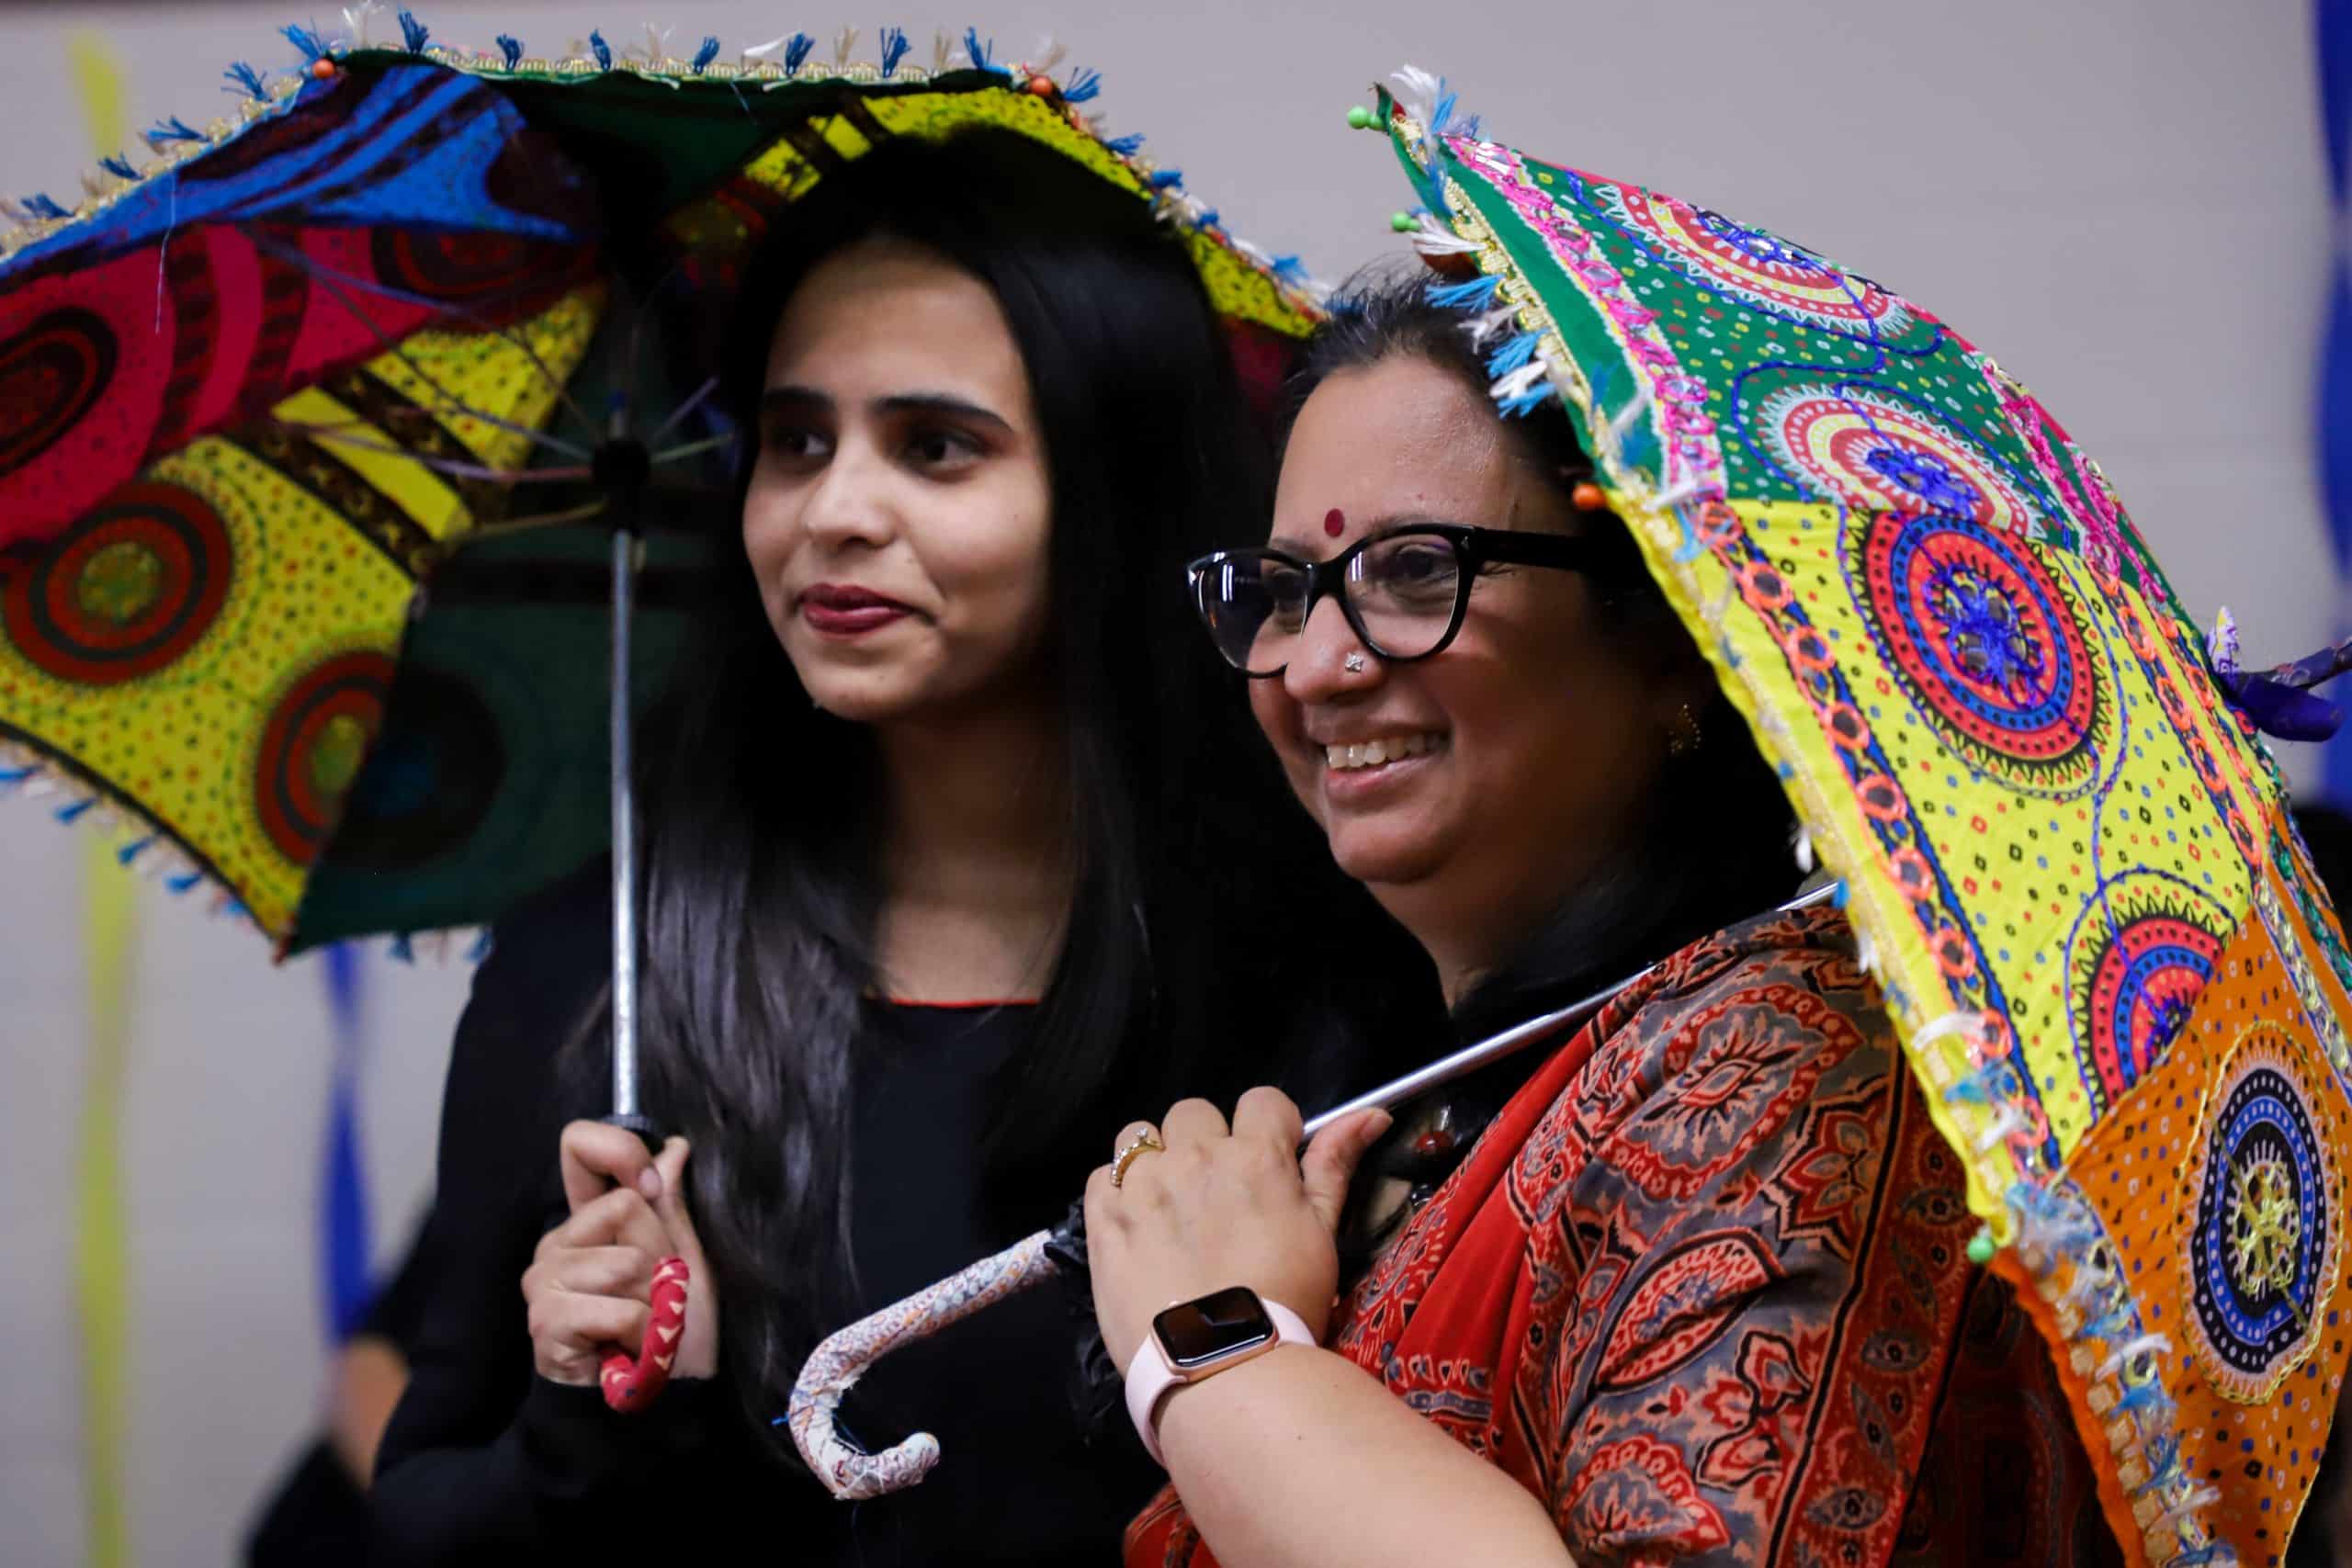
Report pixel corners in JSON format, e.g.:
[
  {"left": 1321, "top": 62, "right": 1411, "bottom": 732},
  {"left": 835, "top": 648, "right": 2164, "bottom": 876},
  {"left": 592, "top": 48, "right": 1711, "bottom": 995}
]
[
  {"left": 1571, "top": 482, "right": 1608, "bottom": 512},
  {"left": 1025, "top": 75, "right": 1056, "bottom": 96},
  {"left": 311, "top": 57, "right": 337, "bottom": 79}
]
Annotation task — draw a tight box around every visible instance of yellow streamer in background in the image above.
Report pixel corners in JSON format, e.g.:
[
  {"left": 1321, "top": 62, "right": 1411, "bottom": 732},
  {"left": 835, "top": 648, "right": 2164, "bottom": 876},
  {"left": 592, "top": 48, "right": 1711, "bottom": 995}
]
[
  {"left": 68, "top": 35, "right": 134, "bottom": 1568},
  {"left": 77, "top": 832, "right": 136, "bottom": 1568},
  {"left": 68, "top": 35, "right": 126, "bottom": 164}
]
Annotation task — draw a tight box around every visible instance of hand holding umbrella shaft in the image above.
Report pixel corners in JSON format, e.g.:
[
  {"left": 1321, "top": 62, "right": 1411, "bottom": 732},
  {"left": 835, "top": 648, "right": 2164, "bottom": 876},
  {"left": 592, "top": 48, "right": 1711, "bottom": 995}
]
[{"left": 521, "top": 1122, "right": 715, "bottom": 1412}]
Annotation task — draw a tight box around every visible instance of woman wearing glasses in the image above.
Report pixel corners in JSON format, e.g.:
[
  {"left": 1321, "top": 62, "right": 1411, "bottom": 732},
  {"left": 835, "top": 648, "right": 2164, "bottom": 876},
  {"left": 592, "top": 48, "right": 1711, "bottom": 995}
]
[
  {"left": 368, "top": 133, "right": 1429, "bottom": 1564},
  {"left": 1084, "top": 274, "right": 2116, "bottom": 1567}
]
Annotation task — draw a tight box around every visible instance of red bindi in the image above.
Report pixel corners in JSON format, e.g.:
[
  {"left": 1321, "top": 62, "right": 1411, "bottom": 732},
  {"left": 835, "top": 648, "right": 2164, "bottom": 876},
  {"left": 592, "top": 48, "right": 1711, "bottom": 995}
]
[{"left": 1323, "top": 508, "right": 1346, "bottom": 538}]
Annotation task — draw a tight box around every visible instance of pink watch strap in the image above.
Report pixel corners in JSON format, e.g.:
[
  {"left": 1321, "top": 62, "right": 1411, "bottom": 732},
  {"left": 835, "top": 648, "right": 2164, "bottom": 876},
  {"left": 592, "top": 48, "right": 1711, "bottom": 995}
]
[{"left": 1124, "top": 1295, "right": 1317, "bottom": 1466}]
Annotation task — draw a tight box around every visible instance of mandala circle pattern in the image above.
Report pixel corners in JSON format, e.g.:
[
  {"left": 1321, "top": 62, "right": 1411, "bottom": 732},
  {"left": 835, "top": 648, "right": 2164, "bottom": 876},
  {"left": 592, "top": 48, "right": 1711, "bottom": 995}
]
[
  {"left": 2183, "top": 1030, "right": 2341, "bottom": 1404},
  {"left": 369, "top": 227, "right": 548, "bottom": 302},
  {"left": 325, "top": 665, "right": 509, "bottom": 874},
  {"left": 2064, "top": 879, "right": 2232, "bottom": 1117},
  {"left": 1609, "top": 189, "right": 1912, "bottom": 337},
  {"left": 255, "top": 651, "right": 397, "bottom": 865},
  {"left": 1, "top": 480, "right": 232, "bottom": 684},
  {"left": 1761, "top": 386, "right": 2043, "bottom": 536},
  {"left": 0, "top": 306, "right": 118, "bottom": 479},
  {"left": 1849, "top": 507, "right": 2108, "bottom": 794}
]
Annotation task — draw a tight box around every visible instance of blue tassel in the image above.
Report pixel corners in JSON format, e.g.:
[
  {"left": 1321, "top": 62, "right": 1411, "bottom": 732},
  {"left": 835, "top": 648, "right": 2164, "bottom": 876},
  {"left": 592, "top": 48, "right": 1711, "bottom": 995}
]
[
  {"left": 99, "top": 155, "right": 139, "bottom": 180},
  {"left": 1426, "top": 275, "right": 1501, "bottom": 310},
  {"left": 963, "top": 28, "right": 999, "bottom": 73},
  {"left": 165, "top": 871, "right": 203, "bottom": 895},
  {"left": 496, "top": 34, "right": 524, "bottom": 69},
  {"left": 1063, "top": 67, "right": 1102, "bottom": 103},
  {"left": 55, "top": 796, "right": 96, "bottom": 824},
  {"left": 588, "top": 29, "right": 612, "bottom": 71},
  {"left": 1830, "top": 880, "right": 1851, "bottom": 908},
  {"left": 1486, "top": 331, "right": 1541, "bottom": 378},
  {"left": 465, "top": 930, "right": 495, "bottom": 964},
  {"left": 878, "top": 27, "right": 910, "bottom": 77},
  {"left": 2078, "top": 1301, "right": 2136, "bottom": 1345},
  {"left": 782, "top": 32, "right": 814, "bottom": 72},
  {"left": 1105, "top": 132, "right": 1146, "bottom": 156},
  {"left": 1271, "top": 254, "right": 1309, "bottom": 284},
  {"left": 146, "top": 116, "right": 204, "bottom": 147},
  {"left": 0, "top": 763, "right": 34, "bottom": 787},
  {"left": 2172, "top": 1548, "right": 2240, "bottom": 1568},
  {"left": 397, "top": 9, "right": 428, "bottom": 54},
  {"left": 1194, "top": 207, "right": 1221, "bottom": 229},
  {"left": 116, "top": 836, "right": 154, "bottom": 866},
  {"left": 281, "top": 23, "right": 330, "bottom": 62},
  {"left": 388, "top": 932, "right": 415, "bottom": 964},
  {"left": 692, "top": 36, "right": 720, "bottom": 73},
  {"left": 222, "top": 62, "right": 271, "bottom": 100},
  {"left": 2110, "top": 1376, "right": 2167, "bottom": 1417},
  {"left": 1498, "top": 387, "right": 1554, "bottom": 419},
  {"left": 24, "top": 193, "right": 71, "bottom": 221},
  {"left": 1148, "top": 168, "right": 1183, "bottom": 189},
  {"left": 1430, "top": 87, "right": 1457, "bottom": 135}
]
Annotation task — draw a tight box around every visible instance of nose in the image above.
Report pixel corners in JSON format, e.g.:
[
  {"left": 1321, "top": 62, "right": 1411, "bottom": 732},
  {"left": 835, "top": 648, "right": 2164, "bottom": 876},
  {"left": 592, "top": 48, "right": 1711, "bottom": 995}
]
[
  {"left": 797, "top": 439, "right": 898, "bottom": 551},
  {"left": 1282, "top": 596, "right": 1379, "bottom": 703}
]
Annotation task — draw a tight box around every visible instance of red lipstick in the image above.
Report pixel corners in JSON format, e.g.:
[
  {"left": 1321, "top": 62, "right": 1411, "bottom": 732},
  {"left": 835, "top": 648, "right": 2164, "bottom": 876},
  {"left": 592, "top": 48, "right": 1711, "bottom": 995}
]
[{"left": 799, "top": 583, "right": 914, "bottom": 637}]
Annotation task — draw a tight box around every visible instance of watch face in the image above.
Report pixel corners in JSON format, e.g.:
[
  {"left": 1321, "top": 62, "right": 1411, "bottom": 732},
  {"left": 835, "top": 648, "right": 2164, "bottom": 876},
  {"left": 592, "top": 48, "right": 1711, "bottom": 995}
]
[{"left": 1153, "top": 1286, "right": 1276, "bottom": 1370}]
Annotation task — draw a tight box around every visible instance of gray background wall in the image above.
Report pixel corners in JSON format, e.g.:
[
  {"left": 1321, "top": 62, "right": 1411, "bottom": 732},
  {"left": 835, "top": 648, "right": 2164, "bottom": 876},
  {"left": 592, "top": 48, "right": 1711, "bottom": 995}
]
[{"left": 0, "top": 0, "right": 2335, "bottom": 1560}]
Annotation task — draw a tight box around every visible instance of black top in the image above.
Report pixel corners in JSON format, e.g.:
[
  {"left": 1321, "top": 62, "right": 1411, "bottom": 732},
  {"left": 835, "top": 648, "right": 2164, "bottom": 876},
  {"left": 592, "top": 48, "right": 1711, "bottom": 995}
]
[{"left": 369, "top": 871, "right": 1159, "bottom": 1564}]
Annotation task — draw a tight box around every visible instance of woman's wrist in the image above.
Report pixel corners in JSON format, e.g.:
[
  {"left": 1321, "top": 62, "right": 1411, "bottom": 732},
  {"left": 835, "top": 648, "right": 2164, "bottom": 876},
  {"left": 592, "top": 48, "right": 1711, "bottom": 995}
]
[{"left": 1151, "top": 1340, "right": 1329, "bottom": 1456}]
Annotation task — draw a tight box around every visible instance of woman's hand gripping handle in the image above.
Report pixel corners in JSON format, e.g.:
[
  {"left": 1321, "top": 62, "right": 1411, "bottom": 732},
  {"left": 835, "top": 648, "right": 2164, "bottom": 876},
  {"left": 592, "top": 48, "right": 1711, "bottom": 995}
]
[{"left": 522, "top": 1122, "right": 717, "bottom": 1412}]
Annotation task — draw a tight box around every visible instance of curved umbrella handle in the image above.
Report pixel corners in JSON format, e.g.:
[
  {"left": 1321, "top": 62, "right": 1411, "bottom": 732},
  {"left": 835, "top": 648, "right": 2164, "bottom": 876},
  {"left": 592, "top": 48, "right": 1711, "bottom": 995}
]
[
  {"left": 786, "top": 1229, "right": 1061, "bottom": 1499},
  {"left": 599, "top": 1256, "right": 689, "bottom": 1412}
]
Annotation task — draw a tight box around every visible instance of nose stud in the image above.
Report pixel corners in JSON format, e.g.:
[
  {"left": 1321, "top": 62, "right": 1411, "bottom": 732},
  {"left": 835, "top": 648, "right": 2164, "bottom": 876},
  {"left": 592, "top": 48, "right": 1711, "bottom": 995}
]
[{"left": 1344, "top": 652, "right": 1367, "bottom": 673}]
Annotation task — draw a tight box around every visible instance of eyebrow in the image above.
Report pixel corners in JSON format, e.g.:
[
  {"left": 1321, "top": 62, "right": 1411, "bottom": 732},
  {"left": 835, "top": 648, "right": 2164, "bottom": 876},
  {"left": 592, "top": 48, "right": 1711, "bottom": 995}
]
[
  {"left": 760, "top": 384, "right": 1014, "bottom": 434},
  {"left": 1266, "top": 513, "right": 1469, "bottom": 553}
]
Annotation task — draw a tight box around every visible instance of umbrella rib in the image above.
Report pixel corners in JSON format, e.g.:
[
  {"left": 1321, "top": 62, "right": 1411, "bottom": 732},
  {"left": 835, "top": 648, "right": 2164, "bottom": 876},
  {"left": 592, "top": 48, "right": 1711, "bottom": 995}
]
[
  {"left": 244, "top": 223, "right": 607, "bottom": 442},
  {"left": 649, "top": 434, "right": 733, "bottom": 468},
  {"left": 240, "top": 228, "right": 597, "bottom": 457},
  {"left": 647, "top": 376, "right": 722, "bottom": 446},
  {"left": 273, "top": 420, "right": 594, "bottom": 483}
]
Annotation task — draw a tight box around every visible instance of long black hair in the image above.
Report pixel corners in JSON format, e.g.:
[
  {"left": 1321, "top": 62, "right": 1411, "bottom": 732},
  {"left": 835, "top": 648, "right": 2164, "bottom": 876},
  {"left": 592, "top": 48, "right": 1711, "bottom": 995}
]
[
  {"left": 1284, "top": 270, "right": 1804, "bottom": 1042},
  {"left": 574, "top": 131, "right": 1432, "bottom": 1462}
]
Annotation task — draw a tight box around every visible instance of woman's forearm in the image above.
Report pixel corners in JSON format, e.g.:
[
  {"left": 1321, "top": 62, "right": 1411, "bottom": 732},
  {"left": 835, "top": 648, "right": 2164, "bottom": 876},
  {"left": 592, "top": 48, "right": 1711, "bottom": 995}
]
[{"left": 1155, "top": 1345, "right": 1574, "bottom": 1568}]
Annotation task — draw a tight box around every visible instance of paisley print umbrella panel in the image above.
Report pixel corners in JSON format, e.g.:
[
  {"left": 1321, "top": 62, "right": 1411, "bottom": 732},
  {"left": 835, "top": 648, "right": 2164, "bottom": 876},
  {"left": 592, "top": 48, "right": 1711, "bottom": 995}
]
[{"left": 1366, "top": 73, "right": 2351, "bottom": 1568}]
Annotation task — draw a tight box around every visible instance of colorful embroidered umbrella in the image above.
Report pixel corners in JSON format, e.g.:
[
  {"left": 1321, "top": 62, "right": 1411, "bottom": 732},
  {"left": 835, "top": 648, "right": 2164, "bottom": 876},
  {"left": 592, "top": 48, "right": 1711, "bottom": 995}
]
[
  {"left": 0, "top": 17, "right": 1317, "bottom": 953},
  {"left": 0, "top": 15, "right": 1320, "bottom": 1409},
  {"left": 1350, "top": 67, "right": 2352, "bottom": 1568}
]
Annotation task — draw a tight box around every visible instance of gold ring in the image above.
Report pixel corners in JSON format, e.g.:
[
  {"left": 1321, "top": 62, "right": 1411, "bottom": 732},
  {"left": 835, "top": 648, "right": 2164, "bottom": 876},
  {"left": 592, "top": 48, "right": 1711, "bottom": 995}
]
[{"left": 1110, "top": 1129, "right": 1166, "bottom": 1189}]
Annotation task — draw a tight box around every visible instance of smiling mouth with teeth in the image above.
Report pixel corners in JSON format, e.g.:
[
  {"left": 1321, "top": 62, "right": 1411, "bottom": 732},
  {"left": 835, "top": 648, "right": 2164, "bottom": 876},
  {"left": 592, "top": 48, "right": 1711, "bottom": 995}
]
[{"left": 1323, "top": 733, "right": 1448, "bottom": 771}]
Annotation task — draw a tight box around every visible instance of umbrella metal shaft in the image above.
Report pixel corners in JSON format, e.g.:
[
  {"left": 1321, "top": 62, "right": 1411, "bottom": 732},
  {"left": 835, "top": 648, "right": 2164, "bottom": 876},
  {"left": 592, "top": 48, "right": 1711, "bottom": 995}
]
[
  {"left": 610, "top": 523, "right": 640, "bottom": 1120},
  {"left": 1299, "top": 880, "right": 1838, "bottom": 1140}
]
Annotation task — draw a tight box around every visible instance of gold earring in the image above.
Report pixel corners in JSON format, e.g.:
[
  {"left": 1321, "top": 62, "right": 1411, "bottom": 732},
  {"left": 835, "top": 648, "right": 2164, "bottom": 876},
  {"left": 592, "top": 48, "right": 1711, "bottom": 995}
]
[{"left": 1667, "top": 702, "right": 1702, "bottom": 757}]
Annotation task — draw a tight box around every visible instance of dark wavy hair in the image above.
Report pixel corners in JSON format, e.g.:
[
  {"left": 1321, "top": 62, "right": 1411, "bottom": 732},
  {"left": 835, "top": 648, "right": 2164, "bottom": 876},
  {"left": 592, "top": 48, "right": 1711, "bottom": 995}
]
[
  {"left": 571, "top": 132, "right": 1433, "bottom": 1466},
  {"left": 1284, "top": 269, "right": 1804, "bottom": 1041}
]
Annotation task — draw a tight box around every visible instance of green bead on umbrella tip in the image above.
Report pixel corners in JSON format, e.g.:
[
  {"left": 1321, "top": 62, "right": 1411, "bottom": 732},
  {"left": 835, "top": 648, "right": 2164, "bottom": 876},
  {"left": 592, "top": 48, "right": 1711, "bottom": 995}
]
[
  {"left": 1391, "top": 212, "right": 1417, "bottom": 232},
  {"left": 1346, "top": 106, "right": 1375, "bottom": 130},
  {"left": 1965, "top": 1227, "right": 1996, "bottom": 1265}
]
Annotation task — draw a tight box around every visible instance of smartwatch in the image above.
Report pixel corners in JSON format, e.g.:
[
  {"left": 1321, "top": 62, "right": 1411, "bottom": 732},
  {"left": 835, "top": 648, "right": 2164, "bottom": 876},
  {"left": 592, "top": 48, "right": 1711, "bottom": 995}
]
[{"left": 1123, "top": 1286, "right": 1317, "bottom": 1465}]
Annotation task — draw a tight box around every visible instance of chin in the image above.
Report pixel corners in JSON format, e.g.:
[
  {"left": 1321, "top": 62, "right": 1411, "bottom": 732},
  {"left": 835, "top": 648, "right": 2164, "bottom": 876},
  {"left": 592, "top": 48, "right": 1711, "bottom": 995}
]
[{"left": 1322, "top": 820, "right": 1450, "bottom": 892}]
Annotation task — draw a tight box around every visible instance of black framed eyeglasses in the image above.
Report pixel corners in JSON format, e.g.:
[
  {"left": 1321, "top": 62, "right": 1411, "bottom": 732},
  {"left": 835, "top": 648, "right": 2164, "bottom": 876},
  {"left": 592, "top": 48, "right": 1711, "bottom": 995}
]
[{"left": 1185, "top": 523, "right": 1602, "bottom": 677}]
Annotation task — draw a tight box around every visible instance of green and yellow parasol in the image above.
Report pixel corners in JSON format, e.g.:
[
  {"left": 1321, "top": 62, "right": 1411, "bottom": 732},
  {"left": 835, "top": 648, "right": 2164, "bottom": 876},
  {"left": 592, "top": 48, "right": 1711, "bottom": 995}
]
[{"left": 1360, "top": 65, "right": 2350, "bottom": 1568}]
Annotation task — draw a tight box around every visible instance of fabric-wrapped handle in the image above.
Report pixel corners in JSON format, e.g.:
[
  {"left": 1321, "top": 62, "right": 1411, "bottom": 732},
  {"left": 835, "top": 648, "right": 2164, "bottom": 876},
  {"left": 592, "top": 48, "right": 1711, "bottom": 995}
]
[
  {"left": 786, "top": 1229, "right": 1060, "bottom": 1499},
  {"left": 600, "top": 1256, "right": 689, "bottom": 1412}
]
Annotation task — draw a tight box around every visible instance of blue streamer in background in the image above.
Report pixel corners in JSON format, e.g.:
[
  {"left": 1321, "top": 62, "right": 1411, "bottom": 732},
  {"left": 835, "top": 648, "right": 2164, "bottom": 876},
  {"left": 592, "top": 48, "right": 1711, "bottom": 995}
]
[
  {"left": 321, "top": 943, "right": 373, "bottom": 1342},
  {"left": 2319, "top": 0, "right": 2352, "bottom": 797}
]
